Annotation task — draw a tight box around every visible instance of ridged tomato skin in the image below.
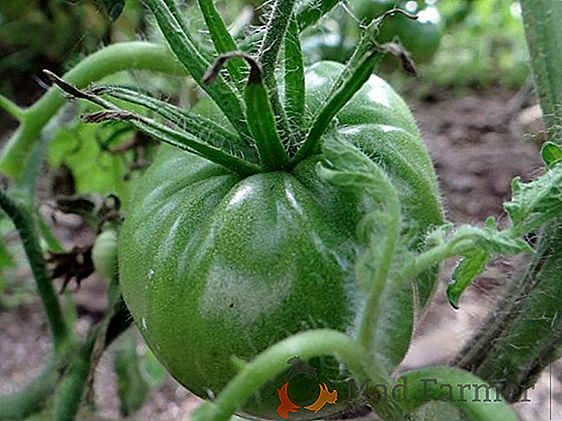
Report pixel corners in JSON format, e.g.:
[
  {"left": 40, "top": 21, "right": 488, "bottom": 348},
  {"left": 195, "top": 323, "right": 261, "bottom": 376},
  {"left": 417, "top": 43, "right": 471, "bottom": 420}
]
[{"left": 119, "top": 61, "right": 443, "bottom": 420}]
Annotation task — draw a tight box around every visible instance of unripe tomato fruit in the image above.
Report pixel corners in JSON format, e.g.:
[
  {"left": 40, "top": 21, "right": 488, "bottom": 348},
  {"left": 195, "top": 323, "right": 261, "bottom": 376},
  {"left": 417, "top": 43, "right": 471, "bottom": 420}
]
[
  {"left": 119, "top": 61, "right": 443, "bottom": 419},
  {"left": 92, "top": 227, "right": 119, "bottom": 282},
  {"left": 352, "top": 0, "right": 443, "bottom": 64}
]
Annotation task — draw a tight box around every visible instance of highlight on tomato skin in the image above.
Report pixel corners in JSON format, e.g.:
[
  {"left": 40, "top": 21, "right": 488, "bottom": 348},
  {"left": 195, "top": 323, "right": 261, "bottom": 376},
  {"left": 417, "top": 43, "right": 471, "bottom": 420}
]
[{"left": 118, "top": 60, "right": 443, "bottom": 420}]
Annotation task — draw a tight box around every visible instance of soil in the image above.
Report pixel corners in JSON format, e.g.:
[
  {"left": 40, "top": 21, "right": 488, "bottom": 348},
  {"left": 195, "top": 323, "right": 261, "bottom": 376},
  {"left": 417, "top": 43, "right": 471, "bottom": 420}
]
[{"left": 1, "top": 86, "right": 559, "bottom": 421}]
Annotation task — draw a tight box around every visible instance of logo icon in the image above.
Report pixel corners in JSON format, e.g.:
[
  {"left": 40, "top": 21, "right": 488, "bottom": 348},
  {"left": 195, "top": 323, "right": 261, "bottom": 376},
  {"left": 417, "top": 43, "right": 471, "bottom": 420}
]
[{"left": 276, "top": 357, "right": 338, "bottom": 419}]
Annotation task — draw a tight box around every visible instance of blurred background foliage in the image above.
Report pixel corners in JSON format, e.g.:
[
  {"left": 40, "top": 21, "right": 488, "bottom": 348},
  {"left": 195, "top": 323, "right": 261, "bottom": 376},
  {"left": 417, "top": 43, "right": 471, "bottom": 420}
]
[{"left": 0, "top": 0, "right": 528, "bottom": 100}]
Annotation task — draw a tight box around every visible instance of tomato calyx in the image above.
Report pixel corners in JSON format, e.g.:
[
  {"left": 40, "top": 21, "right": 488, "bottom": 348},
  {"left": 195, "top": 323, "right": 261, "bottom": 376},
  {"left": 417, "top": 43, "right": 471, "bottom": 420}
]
[{"left": 44, "top": 7, "right": 422, "bottom": 180}]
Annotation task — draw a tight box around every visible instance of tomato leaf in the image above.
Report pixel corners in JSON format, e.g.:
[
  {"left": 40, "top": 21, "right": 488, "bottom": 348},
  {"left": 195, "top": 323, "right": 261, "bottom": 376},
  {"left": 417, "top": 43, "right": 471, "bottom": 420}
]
[
  {"left": 541, "top": 141, "right": 562, "bottom": 168},
  {"left": 504, "top": 162, "right": 562, "bottom": 231},
  {"left": 447, "top": 249, "right": 489, "bottom": 310},
  {"left": 94, "top": 0, "right": 125, "bottom": 21},
  {"left": 47, "top": 120, "right": 133, "bottom": 203}
]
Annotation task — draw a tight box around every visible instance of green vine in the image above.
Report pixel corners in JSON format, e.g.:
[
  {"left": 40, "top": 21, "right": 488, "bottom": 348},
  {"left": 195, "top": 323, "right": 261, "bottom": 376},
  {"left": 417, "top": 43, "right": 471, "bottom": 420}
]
[{"left": 0, "top": 189, "right": 68, "bottom": 350}]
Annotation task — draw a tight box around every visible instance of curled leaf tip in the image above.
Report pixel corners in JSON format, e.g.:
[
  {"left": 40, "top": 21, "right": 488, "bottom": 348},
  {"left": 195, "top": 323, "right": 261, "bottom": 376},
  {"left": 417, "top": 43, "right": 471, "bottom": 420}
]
[
  {"left": 204, "top": 51, "right": 262, "bottom": 85},
  {"left": 379, "top": 7, "right": 419, "bottom": 22},
  {"left": 43, "top": 70, "right": 101, "bottom": 103},
  {"left": 378, "top": 43, "right": 417, "bottom": 76}
]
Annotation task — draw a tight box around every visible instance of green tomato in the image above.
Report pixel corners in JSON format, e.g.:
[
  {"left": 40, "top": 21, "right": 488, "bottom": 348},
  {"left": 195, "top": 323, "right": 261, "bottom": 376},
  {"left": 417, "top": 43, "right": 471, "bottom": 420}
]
[
  {"left": 92, "top": 227, "right": 119, "bottom": 282},
  {"left": 301, "top": 27, "right": 355, "bottom": 65},
  {"left": 352, "top": 0, "right": 395, "bottom": 20},
  {"left": 119, "top": 61, "right": 443, "bottom": 420},
  {"left": 352, "top": 0, "right": 443, "bottom": 64}
]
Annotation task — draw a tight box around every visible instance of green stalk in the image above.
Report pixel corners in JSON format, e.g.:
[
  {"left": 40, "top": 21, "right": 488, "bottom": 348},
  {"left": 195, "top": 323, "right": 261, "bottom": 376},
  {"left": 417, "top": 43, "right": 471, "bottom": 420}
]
[
  {"left": 385, "top": 367, "right": 519, "bottom": 421},
  {"left": 355, "top": 172, "right": 401, "bottom": 355},
  {"left": 0, "top": 42, "right": 185, "bottom": 180},
  {"left": 0, "top": 95, "right": 25, "bottom": 121},
  {"left": 238, "top": 0, "right": 341, "bottom": 51},
  {"left": 53, "top": 334, "right": 96, "bottom": 421},
  {"left": 0, "top": 189, "right": 68, "bottom": 350},
  {"left": 451, "top": 0, "right": 562, "bottom": 400},
  {"left": 191, "top": 329, "right": 381, "bottom": 421},
  {"left": 453, "top": 223, "right": 562, "bottom": 400},
  {"left": 520, "top": 0, "right": 562, "bottom": 142}
]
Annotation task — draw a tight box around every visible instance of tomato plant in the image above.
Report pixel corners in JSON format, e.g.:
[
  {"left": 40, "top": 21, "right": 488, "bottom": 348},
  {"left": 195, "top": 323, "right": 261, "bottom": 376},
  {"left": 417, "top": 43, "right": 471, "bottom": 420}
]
[
  {"left": 92, "top": 225, "right": 119, "bottom": 282},
  {"left": 0, "top": 0, "right": 562, "bottom": 420}
]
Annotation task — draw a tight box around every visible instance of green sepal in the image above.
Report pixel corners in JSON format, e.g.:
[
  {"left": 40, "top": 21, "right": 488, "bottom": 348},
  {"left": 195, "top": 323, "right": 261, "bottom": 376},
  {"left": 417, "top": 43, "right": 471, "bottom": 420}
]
[
  {"left": 144, "top": 0, "right": 250, "bottom": 140},
  {"left": 197, "top": 0, "right": 245, "bottom": 87},
  {"left": 292, "top": 47, "right": 384, "bottom": 164},
  {"left": 284, "top": 16, "right": 305, "bottom": 140},
  {"left": 93, "top": 85, "right": 254, "bottom": 158},
  {"left": 296, "top": 0, "right": 341, "bottom": 31}
]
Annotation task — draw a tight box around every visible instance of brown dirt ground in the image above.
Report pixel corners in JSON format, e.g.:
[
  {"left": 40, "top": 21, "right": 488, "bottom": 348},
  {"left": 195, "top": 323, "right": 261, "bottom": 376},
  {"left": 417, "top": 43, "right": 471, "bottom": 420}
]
[{"left": 1, "top": 87, "right": 560, "bottom": 420}]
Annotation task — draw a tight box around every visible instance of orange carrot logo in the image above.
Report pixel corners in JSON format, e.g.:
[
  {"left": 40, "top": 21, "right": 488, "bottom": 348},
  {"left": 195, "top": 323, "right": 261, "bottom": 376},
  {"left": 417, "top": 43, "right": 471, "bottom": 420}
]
[{"left": 275, "top": 357, "right": 338, "bottom": 418}]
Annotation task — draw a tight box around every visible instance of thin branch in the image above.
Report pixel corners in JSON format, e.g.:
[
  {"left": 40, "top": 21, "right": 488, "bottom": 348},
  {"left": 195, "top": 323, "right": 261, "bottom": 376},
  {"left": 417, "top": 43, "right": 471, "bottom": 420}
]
[{"left": 0, "top": 189, "right": 68, "bottom": 349}]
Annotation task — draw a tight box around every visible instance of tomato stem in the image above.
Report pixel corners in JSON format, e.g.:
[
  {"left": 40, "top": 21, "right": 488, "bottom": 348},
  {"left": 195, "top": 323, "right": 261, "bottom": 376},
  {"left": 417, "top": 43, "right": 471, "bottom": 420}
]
[
  {"left": 0, "top": 189, "right": 69, "bottom": 350},
  {"left": 284, "top": 16, "right": 306, "bottom": 146},
  {"left": 191, "top": 329, "right": 385, "bottom": 421},
  {"left": 385, "top": 367, "right": 519, "bottom": 421},
  {"left": 258, "top": 0, "right": 298, "bottom": 145},
  {"left": 0, "top": 95, "right": 26, "bottom": 121}
]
